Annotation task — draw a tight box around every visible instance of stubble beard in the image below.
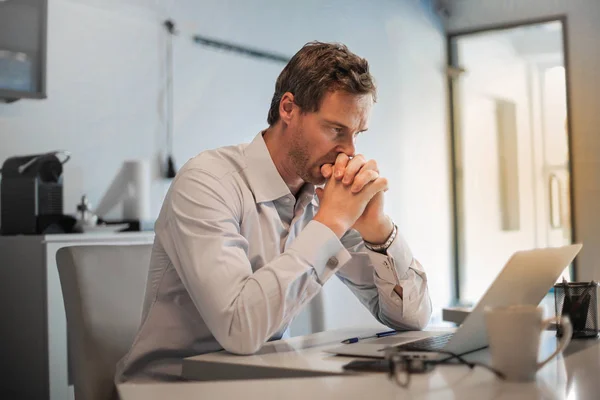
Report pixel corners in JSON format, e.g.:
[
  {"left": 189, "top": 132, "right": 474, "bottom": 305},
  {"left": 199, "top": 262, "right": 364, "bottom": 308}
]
[{"left": 288, "top": 128, "right": 325, "bottom": 185}]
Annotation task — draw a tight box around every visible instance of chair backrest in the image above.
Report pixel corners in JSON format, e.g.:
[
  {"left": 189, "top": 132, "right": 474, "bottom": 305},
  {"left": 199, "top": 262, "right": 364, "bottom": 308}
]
[{"left": 56, "top": 244, "right": 152, "bottom": 400}]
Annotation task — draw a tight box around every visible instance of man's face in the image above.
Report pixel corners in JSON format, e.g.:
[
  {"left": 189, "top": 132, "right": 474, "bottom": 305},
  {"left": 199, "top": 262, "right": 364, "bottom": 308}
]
[{"left": 288, "top": 90, "right": 372, "bottom": 185}]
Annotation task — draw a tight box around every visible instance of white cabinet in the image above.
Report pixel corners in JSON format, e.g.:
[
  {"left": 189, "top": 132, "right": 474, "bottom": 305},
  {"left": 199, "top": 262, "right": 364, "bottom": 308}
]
[{"left": 0, "top": 232, "right": 154, "bottom": 400}]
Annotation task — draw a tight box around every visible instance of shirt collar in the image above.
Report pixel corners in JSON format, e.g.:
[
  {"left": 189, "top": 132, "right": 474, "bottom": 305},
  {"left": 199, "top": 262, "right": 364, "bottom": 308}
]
[{"left": 244, "top": 132, "right": 295, "bottom": 203}]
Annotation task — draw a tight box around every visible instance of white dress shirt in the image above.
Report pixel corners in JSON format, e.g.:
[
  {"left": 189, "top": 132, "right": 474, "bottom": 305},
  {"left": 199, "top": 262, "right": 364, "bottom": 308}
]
[{"left": 115, "top": 132, "right": 431, "bottom": 382}]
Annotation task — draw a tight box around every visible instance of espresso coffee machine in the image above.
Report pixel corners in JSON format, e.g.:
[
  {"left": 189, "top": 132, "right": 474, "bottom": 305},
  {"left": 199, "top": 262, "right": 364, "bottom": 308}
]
[{"left": 1, "top": 151, "right": 75, "bottom": 234}]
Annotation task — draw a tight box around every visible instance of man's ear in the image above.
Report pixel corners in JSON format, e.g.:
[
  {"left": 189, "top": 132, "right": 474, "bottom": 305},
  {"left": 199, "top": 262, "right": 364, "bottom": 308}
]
[{"left": 279, "top": 92, "right": 295, "bottom": 125}]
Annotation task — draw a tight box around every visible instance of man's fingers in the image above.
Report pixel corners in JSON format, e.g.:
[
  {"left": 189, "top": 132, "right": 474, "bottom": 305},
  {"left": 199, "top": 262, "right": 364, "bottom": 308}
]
[
  {"left": 342, "top": 154, "right": 366, "bottom": 185},
  {"left": 321, "top": 164, "right": 333, "bottom": 179},
  {"left": 334, "top": 153, "right": 350, "bottom": 180},
  {"left": 362, "top": 177, "right": 389, "bottom": 198},
  {"left": 350, "top": 169, "right": 379, "bottom": 193},
  {"left": 363, "top": 159, "right": 379, "bottom": 174}
]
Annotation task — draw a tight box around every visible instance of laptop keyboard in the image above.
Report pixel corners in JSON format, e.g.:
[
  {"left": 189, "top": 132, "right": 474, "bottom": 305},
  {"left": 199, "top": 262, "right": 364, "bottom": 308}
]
[{"left": 393, "top": 332, "right": 454, "bottom": 352}]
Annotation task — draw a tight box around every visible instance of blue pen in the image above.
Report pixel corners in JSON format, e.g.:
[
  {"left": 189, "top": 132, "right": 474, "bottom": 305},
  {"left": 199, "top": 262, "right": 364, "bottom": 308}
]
[{"left": 341, "top": 330, "right": 398, "bottom": 344}]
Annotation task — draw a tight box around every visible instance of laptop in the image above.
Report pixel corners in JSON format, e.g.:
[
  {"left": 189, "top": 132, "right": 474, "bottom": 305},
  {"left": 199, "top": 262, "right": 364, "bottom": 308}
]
[{"left": 327, "top": 244, "right": 582, "bottom": 359}]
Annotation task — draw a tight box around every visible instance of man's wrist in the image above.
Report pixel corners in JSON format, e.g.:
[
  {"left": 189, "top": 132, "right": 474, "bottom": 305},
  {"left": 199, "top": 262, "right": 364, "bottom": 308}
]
[
  {"left": 363, "top": 219, "right": 397, "bottom": 253},
  {"left": 313, "top": 213, "right": 347, "bottom": 238},
  {"left": 359, "top": 216, "right": 394, "bottom": 244}
]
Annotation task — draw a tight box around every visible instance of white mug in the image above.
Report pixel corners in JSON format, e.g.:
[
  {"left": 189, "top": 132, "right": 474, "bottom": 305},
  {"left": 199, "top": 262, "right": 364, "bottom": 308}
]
[{"left": 484, "top": 305, "right": 572, "bottom": 381}]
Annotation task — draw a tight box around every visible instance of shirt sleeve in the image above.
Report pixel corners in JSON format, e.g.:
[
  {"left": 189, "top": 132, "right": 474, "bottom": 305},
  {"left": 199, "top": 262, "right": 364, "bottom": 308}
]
[
  {"left": 335, "top": 229, "right": 432, "bottom": 330},
  {"left": 156, "top": 168, "right": 350, "bottom": 355}
]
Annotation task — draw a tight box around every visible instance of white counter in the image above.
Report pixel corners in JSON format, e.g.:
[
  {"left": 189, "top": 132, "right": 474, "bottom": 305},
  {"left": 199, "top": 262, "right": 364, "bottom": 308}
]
[{"left": 0, "top": 232, "right": 155, "bottom": 400}]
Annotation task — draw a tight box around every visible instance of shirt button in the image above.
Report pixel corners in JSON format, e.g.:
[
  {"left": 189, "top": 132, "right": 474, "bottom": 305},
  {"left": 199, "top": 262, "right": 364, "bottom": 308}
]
[{"left": 327, "top": 257, "right": 339, "bottom": 267}]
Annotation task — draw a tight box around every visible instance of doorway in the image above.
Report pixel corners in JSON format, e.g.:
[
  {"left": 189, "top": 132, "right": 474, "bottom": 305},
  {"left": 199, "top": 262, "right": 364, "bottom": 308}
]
[{"left": 448, "top": 20, "right": 574, "bottom": 304}]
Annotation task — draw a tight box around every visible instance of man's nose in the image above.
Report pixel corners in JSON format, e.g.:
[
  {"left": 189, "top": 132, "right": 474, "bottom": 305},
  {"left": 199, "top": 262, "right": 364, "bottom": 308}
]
[{"left": 337, "top": 138, "right": 356, "bottom": 158}]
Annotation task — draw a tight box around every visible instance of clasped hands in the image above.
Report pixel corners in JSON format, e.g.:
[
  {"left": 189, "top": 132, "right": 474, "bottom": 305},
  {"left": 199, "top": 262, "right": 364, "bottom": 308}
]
[{"left": 314, "top": 153, "right": 393, "bottom": 243}]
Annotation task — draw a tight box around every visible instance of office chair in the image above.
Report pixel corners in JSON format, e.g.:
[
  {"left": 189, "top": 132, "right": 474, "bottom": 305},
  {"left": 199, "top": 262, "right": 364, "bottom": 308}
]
[{"left": 56, "top": 244, "right": 152, "bottom": 400}]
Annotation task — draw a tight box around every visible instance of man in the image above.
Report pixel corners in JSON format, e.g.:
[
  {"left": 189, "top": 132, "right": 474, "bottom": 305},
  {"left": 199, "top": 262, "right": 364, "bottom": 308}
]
[{"left": 116, "top": 41, "right": 431, "bottom": 382}]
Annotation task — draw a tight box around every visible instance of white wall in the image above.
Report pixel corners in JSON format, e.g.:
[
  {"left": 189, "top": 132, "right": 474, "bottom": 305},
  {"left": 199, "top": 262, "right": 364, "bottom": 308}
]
[
  {"left": 1, "top": 0, "right": 166, "bottom": 219},
  {"left": 446, "top": 0, "right": 600, "bottom": 300},
  {"left": 0, "top": 0, "right": 452, "bottom": 330}
]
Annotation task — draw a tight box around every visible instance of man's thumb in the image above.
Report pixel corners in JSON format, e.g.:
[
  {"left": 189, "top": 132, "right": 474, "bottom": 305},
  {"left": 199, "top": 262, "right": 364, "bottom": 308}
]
[{"left": 315, "top": 187, "right": 324, "bottom": 203}]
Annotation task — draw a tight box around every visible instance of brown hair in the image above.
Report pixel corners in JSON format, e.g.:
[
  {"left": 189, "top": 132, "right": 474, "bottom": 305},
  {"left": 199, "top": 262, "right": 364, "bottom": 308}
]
[{"left": 267, "top": 41, "right": 376, "bottom": 125}]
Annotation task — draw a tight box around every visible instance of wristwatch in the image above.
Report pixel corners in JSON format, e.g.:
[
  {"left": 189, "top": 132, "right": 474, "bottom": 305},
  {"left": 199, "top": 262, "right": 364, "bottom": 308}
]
[{"left": 364, "top": 223, "right": 398, "bottom": 253}]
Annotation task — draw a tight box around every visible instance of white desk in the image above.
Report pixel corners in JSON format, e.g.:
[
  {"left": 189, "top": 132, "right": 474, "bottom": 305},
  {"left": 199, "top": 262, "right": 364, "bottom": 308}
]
[{"left": 118, "top": 328, "right": 600, "bottom": 399}]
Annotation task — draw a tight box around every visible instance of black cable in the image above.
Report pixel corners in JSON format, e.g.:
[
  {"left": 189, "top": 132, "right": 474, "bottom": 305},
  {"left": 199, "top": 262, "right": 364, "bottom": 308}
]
[
  {"left": 164, "top": 20, "right": 177, "bottom": 178},
  {"left": 433, "top": 350, "right": 506, "bottom": 379}
]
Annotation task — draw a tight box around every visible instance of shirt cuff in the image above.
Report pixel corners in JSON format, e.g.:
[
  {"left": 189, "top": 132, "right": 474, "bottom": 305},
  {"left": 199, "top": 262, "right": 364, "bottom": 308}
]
[
  {"left": 288, "top": 220, "right": 352, "bottom": 284},
  {"left": 367, "top": 232, "right": 413, "bottom": 285}
]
